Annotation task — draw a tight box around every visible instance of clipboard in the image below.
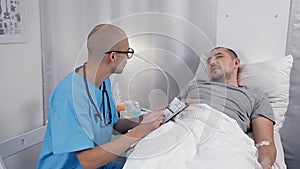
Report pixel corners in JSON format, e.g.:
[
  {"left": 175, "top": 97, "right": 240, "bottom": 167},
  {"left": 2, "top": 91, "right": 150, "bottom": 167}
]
[{"left": 163, "top": 97, "right": 189, "bottom": 123}]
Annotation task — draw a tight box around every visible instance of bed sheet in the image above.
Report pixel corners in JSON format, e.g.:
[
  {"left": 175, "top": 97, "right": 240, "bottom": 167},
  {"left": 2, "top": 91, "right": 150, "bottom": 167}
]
[{"left": 123, "top": 104, "right": 264, "bottom": 169}]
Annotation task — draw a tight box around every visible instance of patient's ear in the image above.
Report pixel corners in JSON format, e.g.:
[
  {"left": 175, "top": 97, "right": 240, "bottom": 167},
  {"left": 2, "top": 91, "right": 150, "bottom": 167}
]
[{"left": 234, "top": 58, "right": 240, "bottom": 68}]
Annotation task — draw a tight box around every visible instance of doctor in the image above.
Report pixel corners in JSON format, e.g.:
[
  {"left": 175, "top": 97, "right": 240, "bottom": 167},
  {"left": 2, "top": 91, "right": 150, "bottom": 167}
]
[{"left": 37, "top": 24, "right": 165, "bottom": 169}]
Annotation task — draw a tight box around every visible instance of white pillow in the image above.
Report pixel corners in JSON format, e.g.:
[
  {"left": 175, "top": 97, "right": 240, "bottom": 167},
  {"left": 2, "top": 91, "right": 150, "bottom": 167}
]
[
  {"left": 194, "top": 56, "right": 210, "bottom": 81},
  {"left": 238, "top": 55, "right": 293, "bottom": 131}
]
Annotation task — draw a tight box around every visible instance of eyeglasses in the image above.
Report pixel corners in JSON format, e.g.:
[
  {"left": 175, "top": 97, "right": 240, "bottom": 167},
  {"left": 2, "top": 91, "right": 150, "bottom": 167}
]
[{"left": 104, "top": 47, "right": 134, "bottom": 59}]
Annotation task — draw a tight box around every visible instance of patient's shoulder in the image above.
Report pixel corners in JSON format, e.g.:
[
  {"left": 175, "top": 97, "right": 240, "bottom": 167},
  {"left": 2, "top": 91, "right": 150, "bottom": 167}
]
[{"left": 239, "top": 86, "right": 269, "bottom": 101}]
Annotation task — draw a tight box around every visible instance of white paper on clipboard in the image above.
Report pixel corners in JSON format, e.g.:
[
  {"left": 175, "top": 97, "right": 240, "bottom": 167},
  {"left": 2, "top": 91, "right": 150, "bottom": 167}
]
[{"left": 163, "top": 97, "right": 189, "bottom": 123}]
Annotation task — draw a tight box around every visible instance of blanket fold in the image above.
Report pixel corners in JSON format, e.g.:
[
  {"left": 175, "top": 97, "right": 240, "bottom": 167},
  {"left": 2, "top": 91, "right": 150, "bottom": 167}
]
[{"left": 123, "top": 104, "right": 262, "bottom": 169}]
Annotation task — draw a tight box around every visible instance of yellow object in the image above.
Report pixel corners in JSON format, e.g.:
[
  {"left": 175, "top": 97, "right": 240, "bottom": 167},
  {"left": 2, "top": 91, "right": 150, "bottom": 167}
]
[{"left": 117, "top": 103, "right": 125, "bottom": 112}]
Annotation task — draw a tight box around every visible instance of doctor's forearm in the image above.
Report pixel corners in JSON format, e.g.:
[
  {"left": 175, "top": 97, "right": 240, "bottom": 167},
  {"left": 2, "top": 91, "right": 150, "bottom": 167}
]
[
  {"left": 114, "top": 117, "right": 140, "bottom": 134},
  {"left": 77, "top": 111, "right": 163, "bottom": 168},
  {"left": 76, "top": 128, "right": 141, "bottom": 169}
]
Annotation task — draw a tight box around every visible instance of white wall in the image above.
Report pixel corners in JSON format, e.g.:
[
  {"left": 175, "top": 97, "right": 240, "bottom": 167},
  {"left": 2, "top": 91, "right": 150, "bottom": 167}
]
[
  {"left": 0, "top": 0, "right": 43, "bottom": 152},
  {"left": 216, "top": 0, "right": 291, "bottom": 64}
]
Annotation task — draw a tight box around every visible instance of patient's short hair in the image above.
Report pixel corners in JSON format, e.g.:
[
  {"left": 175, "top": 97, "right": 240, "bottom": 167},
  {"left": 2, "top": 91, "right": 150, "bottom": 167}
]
[{"left": 213, "top": 47, "right": 238, "bottom": 59}]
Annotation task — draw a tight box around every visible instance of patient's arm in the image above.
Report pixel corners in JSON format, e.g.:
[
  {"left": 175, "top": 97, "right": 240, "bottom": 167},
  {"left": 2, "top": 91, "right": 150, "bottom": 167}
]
[{"left": 252, "top": 116, "right": 276, "bottom": 169}]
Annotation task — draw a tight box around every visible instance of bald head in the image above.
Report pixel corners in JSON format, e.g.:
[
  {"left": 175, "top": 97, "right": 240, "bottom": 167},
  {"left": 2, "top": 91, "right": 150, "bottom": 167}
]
[{"left": 87, "top": 24, "right": 128, "bottom": 60}]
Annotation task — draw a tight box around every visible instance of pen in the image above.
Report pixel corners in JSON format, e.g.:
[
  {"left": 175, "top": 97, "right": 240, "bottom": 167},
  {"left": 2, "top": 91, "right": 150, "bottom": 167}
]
[{"left": 140, "top": 107, "right": 152, "bottom": 113}]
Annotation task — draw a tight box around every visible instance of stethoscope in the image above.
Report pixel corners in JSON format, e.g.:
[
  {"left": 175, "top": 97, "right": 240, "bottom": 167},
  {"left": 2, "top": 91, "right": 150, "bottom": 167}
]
[{"left": 76, "top": 62, "right": 112, "bottom": 127}]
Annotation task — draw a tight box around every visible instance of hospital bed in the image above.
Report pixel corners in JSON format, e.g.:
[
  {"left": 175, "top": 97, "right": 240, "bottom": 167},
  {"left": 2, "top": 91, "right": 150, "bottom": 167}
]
[
  {"left": 121, "top": 55, "right": 293, "bottom": 169},
  {"left": 0, "top": 127, "right": 46, "bottom": 169},
  {"left": 239, "top": 55, "right": 293, "bottom": 169}
]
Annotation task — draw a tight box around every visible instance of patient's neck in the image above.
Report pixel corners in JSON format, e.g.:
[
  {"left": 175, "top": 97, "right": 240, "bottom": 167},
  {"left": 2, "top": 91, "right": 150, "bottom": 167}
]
[
  {"left": 225, "top": 80, "right": 239, "bottom": 87},
  {"left": 211, "top": 76, "right": 239, "bottom": 87}
]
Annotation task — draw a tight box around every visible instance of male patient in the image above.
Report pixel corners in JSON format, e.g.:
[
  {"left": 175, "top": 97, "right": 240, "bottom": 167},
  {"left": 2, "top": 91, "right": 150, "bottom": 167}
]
[{"left": 181, "top": 47, "right": 276, "bottom": 169}]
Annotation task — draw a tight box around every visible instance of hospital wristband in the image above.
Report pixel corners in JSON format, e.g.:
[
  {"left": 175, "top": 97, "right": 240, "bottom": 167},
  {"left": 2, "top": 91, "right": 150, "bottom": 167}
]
[{"left": 255, "top": 140, "right": 270, "bottom": 148}]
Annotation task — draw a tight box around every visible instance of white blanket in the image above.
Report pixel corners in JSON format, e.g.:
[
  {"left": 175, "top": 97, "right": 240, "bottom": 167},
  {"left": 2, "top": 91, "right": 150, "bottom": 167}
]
[{"left": 123, "top": 104, "right": 263, "bottom": 169}]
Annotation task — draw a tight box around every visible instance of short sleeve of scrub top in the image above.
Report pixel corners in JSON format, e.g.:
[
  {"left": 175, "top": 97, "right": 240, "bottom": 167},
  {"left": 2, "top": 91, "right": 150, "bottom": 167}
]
[{"left": 51, "top": 97, "right": 95, "bottom": 154}]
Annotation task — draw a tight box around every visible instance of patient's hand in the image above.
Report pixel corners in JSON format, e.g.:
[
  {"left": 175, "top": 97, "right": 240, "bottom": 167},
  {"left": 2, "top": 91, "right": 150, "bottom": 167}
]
[
  {"left": 129, "top": 111, "right": 164, "bottom": 139},
  {"left": 183, "top": 98, "right": 198, "bottom": 104},
  {"left": 260, "top": 159, "right": 272, "bottom": 169}
]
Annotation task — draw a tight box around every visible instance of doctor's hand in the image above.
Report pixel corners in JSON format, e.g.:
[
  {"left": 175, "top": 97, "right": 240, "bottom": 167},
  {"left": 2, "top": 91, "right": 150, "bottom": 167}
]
[{"left": 128, "top": 111, "right": 164, "bottom": 139}]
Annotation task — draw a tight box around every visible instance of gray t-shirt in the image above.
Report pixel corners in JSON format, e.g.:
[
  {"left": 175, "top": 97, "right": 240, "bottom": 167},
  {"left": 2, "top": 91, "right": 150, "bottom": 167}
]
[{"left": 180, "top": 80, "right": 275, "bottom": 132}]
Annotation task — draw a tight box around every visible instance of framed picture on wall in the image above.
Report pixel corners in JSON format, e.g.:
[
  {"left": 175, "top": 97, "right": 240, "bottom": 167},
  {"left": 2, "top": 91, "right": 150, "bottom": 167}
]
[{"left": 0, "top": 0, "right": 26, "bottom": 44}]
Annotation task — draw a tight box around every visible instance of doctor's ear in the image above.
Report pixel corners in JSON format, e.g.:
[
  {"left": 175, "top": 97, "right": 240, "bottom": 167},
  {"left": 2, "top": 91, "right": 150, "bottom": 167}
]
[{"left": 107, "top": 52, "right": 116, "bottom": 61}]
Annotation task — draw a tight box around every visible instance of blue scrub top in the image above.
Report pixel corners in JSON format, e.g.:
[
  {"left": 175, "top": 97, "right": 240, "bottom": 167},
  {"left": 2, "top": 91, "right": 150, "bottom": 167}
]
[{"left": 37, "top": 72, "right": 121, "bottom": 169}]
